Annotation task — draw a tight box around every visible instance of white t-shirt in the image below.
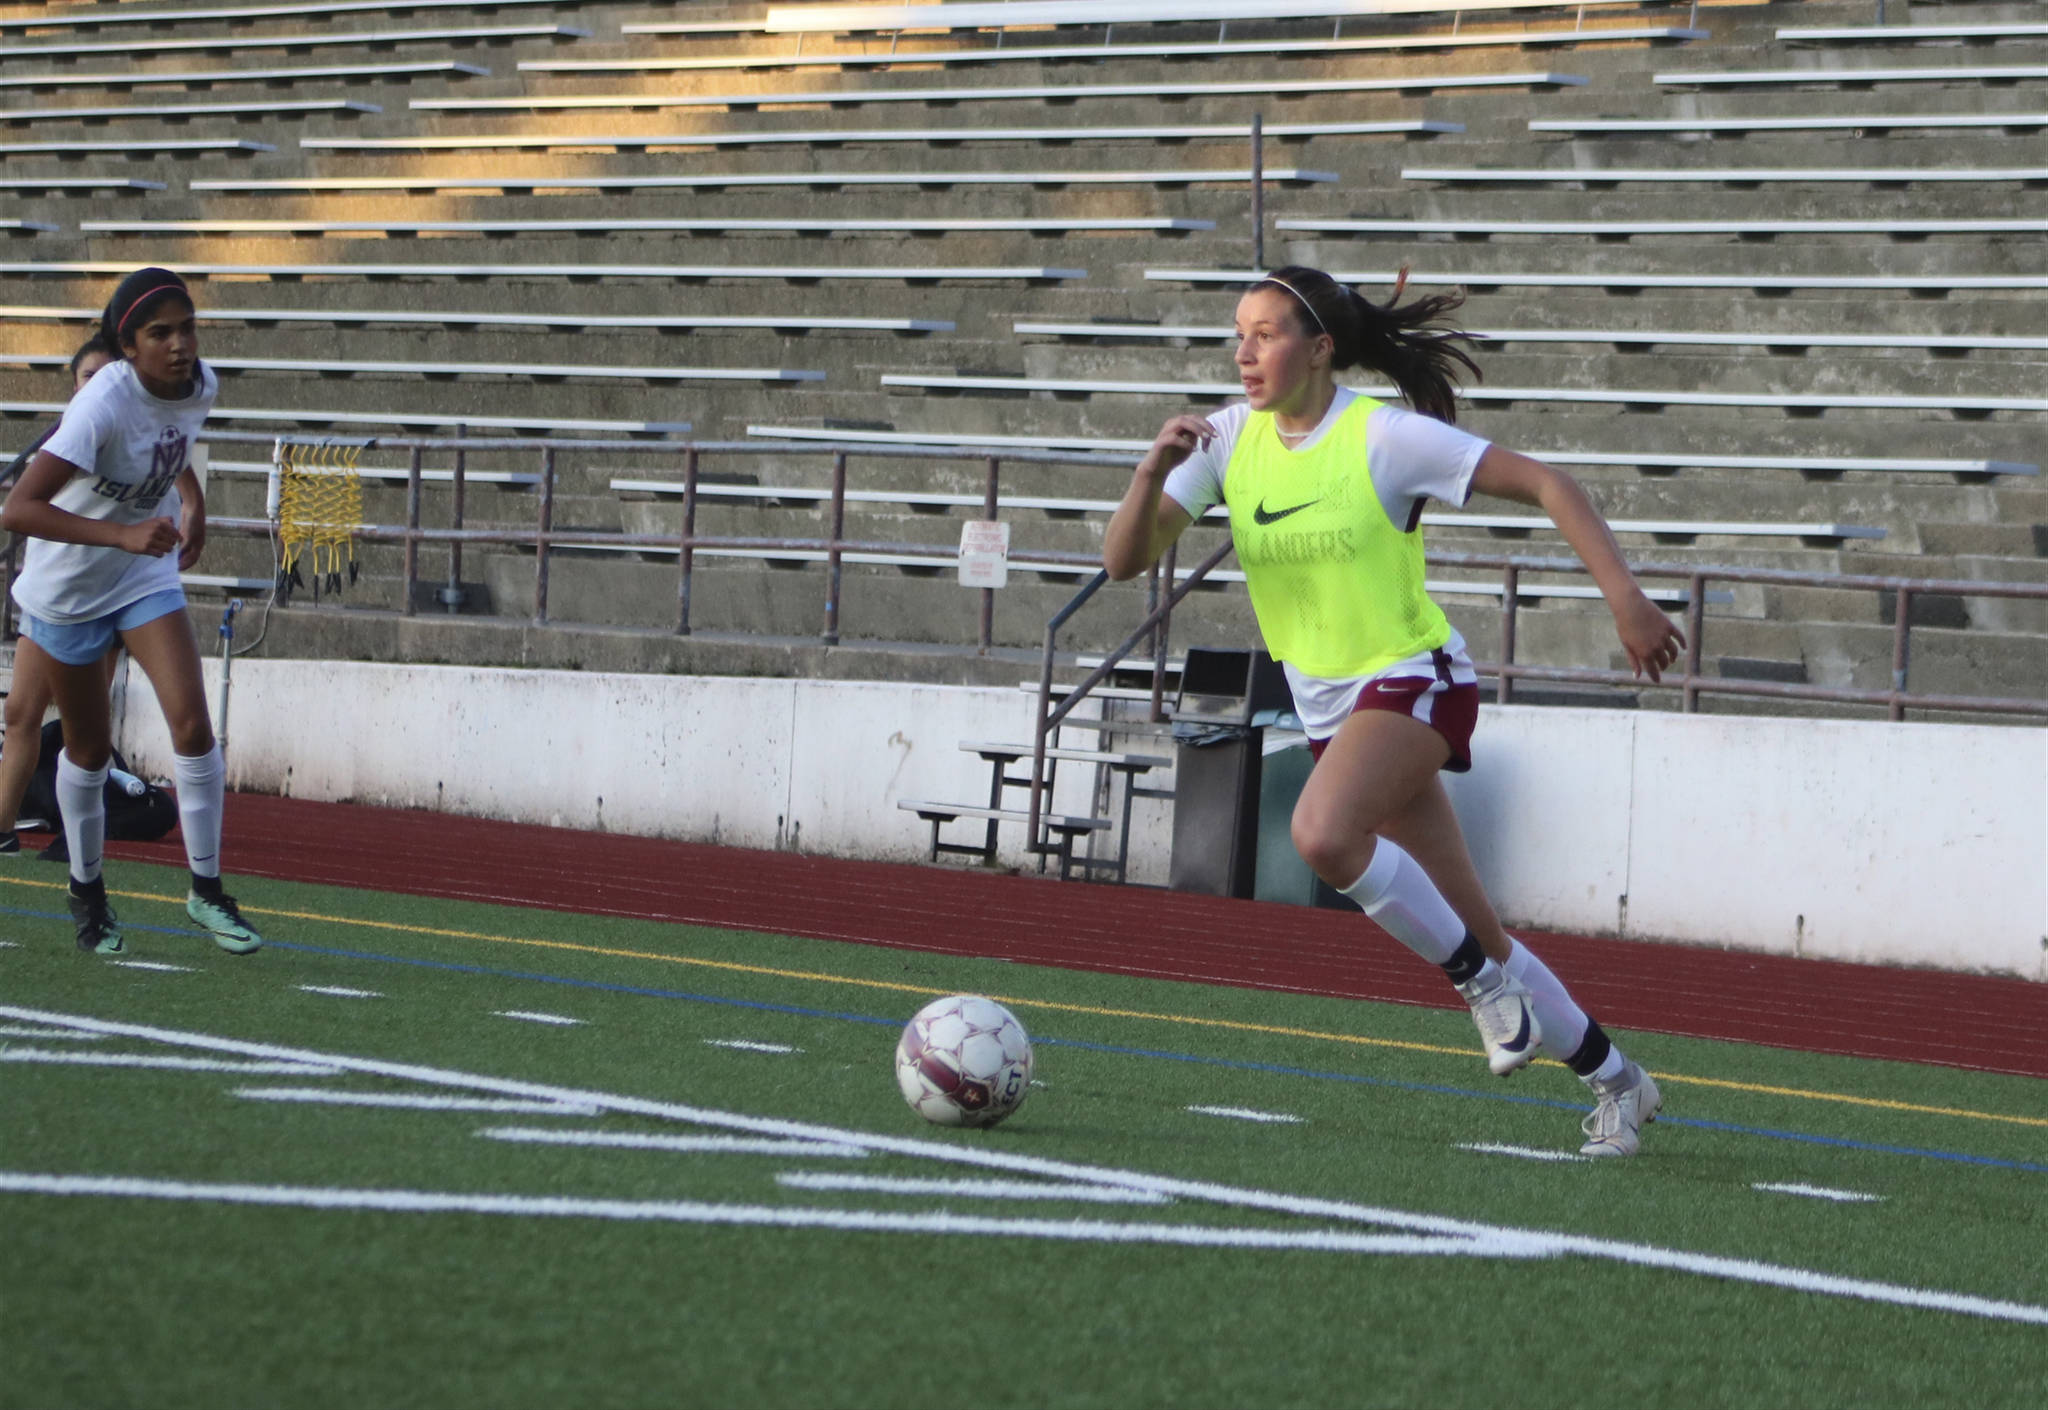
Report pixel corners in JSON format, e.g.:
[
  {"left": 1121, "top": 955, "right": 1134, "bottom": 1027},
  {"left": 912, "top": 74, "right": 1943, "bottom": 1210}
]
[
  {"left": 1159, "top": 388, "right": 1491, "bottom": 737},
  {"left": 12, "top": 358, "right": 209, "bottom": 625}
]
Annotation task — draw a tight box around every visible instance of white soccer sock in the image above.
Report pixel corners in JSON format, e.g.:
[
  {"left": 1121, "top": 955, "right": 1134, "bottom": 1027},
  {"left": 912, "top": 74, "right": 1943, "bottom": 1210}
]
[
  {"left": 1504, "top": 938, "right": 1624, "bottom": 1083},
  {"left": 1339, "top": 839, "right": 1466, "bottom": 967},
  {"left": 172, "top": 745, "right": 224, "bottom": 881},
  {"left": 55, "top": 750, "right": 107, "bottom": 887}
]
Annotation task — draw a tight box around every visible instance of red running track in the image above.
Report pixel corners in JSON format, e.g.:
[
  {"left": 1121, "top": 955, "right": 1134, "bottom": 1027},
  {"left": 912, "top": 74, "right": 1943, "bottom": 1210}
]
[{"left": 80, "top": 792, "right": 2048, "bottom": 1079}]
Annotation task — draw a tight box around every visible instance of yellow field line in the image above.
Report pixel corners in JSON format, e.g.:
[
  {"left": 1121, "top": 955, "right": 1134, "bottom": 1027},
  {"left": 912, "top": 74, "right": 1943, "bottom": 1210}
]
[{"left": 9, "top": 874, "right": 2044, "bottom": 1130}]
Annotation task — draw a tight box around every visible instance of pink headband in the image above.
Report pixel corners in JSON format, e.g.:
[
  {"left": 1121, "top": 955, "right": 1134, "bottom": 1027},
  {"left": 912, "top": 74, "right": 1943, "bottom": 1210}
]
[
  {"left": 1256, "top": 275, "right": 1328, "bottom": 337},
  {"left": 117, "top": 283, "right": 187, "bottom": 336}
]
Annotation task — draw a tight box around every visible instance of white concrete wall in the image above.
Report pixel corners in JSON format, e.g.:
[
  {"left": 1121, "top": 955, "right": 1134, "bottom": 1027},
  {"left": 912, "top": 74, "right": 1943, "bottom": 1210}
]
[{"left": 115, "top": 661, "right": 2046, "bottom": 980}]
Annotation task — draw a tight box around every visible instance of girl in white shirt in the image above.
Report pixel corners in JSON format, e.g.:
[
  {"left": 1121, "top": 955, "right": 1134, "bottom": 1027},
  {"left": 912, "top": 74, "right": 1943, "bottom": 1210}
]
[
  {"left": 2, "top": 267, "right": 263, "bottom": 958},
  {"left": 1105, "top": 266, "right": 1683, "bottom": 1156}
]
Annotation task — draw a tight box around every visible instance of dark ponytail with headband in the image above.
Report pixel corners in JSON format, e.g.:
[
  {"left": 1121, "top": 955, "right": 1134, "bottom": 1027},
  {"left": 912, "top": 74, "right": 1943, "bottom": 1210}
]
[
  {"left": 101, "top": 266, "right": 194, "bottom": 351},
  {"left": 1257, "top": 265, "right": 1480, "bottom": 424}
]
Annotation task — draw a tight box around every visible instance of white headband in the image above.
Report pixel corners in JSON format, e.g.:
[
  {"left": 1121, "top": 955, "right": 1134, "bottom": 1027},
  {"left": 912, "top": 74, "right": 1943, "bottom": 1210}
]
[{"left": 1256, "top": 275, "right": 1328, "bottom": 337}]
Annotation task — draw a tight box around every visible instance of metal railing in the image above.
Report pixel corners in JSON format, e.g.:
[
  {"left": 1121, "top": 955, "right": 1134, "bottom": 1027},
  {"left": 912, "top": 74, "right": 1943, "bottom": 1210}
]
[
  {"left": 184, "top": 430, "right": 1131, "bottom": 649},
  {"left": 1024, "top": 546, "right": 2048, "bottom": 855}
]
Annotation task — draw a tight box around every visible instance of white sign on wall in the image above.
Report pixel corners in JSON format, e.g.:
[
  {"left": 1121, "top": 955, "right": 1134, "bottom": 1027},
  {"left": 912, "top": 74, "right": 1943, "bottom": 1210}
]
[{"left": 958, "top": 520, "right": 1010, "bottom": 588}]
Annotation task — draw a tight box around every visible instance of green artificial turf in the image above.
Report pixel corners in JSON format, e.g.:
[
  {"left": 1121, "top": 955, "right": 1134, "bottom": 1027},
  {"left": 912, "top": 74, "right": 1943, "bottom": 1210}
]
[{"left": 0, "top": 861, "right": 2042, "bottom": 1409}]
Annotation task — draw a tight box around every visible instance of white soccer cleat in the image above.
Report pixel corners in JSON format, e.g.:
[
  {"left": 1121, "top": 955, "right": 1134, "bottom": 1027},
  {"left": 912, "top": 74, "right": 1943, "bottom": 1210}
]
[
  {"left": 1580, "top": 1059, "right": 1663, "bottom": 1158},
  {"left": 1456, "top": 969, "right": 1541, "bottom": 1076}
]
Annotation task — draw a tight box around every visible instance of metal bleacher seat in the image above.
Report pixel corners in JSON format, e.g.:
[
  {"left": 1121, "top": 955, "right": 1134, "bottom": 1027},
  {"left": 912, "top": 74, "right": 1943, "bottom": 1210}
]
[
  {"left": 0, "top": 259, "right": 1090, "bottom": 285},
  {"left": 1273, "top": 216, "right": 2043, "bottom": 238},
  {"left": 604, "top": 475, "right": 1889, "bottom": 547},
  {"left": 3, "top": 401, "right": 690, "bottom": 436},
  {"left": 1, "top": 99, "right": 379, "bottom": 124},
  {"left": 192, "top": 168, "right": 1339, "bottom": 195},
  {"left": 79, "top": 217, "right": 1216, "bottom": 238},
  {"left": 744, "top": 424, "right": 2040, "bottom": 480},
  {"left": 1009, "top": 320, "right": 2048, "bottom": 356},
  {"left": 1529, "top": 112, "right": 2048, "bottom": 136},
  {"left": 537, "top": 24, "right": 1704, "bottom": 74},
  {"left": 410, "top": 70, "right": 1585, "bottom": 115},
  {"left": 0, "top": 22, "right": 589, "bottom": 61},
  {"left": 300, "top": 118, "right": 1462, "bottom": 154},
  {"left": 875, "top": 373, "right": 2047, "bottom": 418},
  {"left": 4, "top": 352, "right": 822, "bottom": 386},
  {"left": 0, "top": 177, "right": 165, "bottom": 193},
  {"left": 1777, "top": 22, "right": 2048, "bottom": 45},
  {"left": 0, "top": 0, "right": 576, "bottom": 32},
  {"left": 1655, "top": 65, "right": 2048, "bottom": 88},
  {"left": 1144, "top": 267, "right": 2047, "bottom": 295},
  {"left": 0, "top": 138, "right": 273, "bottom": 157},
  {"left": 0, "top": 304, "right": 955, "bottom": 335},
  {"left": 755, "top": 0, "right": 1655, "bottom": 35},
  {"left": 0, "top": 61, "right": 492, "bottom": 92},
  {"left": 1401, "top": 165, "right": 2048, "bottom": 185},
  {"left": 0, "top": 221, "right": 55, "bottom": 235}
]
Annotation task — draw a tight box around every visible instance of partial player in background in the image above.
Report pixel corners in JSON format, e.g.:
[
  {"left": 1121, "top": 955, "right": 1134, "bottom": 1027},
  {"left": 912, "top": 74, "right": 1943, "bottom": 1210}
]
[
  {"left": 0, "top": 334, "right": 126, "bottom": 853},
  {"left": 1103, "top": 265, "right": 1685, "bottom": 1157},
  {"left": 0, "top": 267, "right": 263, "bottom": 958}
]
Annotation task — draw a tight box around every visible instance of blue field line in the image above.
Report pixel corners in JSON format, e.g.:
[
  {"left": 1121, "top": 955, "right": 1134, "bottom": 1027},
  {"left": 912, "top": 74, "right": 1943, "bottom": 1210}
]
[{"left": 8, "top": 911, "right": 2042, "bottom": 1175}]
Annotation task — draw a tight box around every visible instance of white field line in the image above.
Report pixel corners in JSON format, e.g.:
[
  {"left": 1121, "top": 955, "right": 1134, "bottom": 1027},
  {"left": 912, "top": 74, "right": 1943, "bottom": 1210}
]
[
  {"left": 704, "top": 1038, "right": 800, "bottom": 1054},
  {"left": 479, "top": 1126, "right": 868, "bottom": 1158},
  {"left": 1459, "top": 1142, "right": 1590, "bottom": 1164},
  {"left": 296, "top": 985, "right": 381, "bottom": 999},
  {"left": 777, "top": 1172, "right": 1173, "bottom": 1205},
  {"left": 494, "top": 1011, "right": 584, "bottom": 1026},
  {"left": 4, "top": 1005, "right": 2043, "bottom": 1327},
  {"left": 0, "top": 1047, "right": 338, "bottom": 1075},
  {"left": 234, "top": 1087, "right": 599, "bottom": 1116},
  {"left": 110, "top": 960, "right": 197, "bottom": 973},
  {"left": 1754, "top": 1182, "right": 1886, "bottom": 1204},
  {"left": 1187, "top": 1106, "right": 1304, "bottom": 1124},
  {"left": 0, "top": 1173, "right": 1513, "bottom": 1256},
  {"left": 0, "top": 1025, "right": 106, "bottom": 1041}
]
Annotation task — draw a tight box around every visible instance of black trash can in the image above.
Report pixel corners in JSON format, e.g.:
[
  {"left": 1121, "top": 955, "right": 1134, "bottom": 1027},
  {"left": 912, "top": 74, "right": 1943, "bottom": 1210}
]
[{"left": 1167, "top": 648, "right": 1291, "bottom": 898}]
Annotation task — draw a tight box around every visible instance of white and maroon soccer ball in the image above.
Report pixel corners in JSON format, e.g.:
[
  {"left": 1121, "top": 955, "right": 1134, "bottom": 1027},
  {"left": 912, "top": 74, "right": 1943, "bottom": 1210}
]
[{"left": 895, "top": 994, "right": 1034, "bottom": 1128}]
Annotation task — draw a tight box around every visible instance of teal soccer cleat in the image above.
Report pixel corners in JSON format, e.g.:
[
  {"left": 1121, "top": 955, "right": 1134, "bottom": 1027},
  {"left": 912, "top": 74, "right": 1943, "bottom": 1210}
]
[{"left": 187, "top": 888, "right": 264, "bottom": 955}]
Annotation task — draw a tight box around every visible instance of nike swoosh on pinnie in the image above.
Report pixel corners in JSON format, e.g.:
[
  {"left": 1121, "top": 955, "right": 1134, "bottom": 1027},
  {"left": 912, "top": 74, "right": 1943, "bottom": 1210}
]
[{"left": 1253, "top": 498, "right": 1319, "bottom": 526}]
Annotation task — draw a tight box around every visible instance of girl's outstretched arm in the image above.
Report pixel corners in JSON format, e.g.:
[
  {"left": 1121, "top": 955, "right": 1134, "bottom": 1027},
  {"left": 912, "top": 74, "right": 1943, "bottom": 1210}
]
[{"left": 1469, "top": 446, "right": 1685, "bottom": 681}]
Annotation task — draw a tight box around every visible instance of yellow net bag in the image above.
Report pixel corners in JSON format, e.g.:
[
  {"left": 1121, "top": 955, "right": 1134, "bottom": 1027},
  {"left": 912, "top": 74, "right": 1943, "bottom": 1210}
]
[{"left": 271, "top": 438, "right": 363, "bottom": 601}]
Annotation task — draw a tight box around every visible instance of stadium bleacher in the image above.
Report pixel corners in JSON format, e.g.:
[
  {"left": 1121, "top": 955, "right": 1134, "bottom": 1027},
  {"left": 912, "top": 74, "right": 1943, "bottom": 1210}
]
[{"left": 0, "top": 0, "right": 2037, "bottom": 719}]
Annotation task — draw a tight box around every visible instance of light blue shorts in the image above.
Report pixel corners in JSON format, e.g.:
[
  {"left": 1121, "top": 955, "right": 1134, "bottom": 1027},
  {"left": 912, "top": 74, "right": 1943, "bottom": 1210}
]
[{"left": 20, "top": 588, "right": 188, "bottom": 666}]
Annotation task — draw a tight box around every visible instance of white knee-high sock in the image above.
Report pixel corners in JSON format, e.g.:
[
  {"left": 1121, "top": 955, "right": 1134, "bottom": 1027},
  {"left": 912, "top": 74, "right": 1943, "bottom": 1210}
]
[
  {"left": 1338, "top": 839, "right": 1466, "bottom": 967},
  {"left": 56, "top": 750, "right": 107, "bottom": 887},
  {"left": 172, "top": 745, "right": 224, "bottom": 881},
  {"left": 1505, "top": 938, "right": 1624, "bottom": 1083}
]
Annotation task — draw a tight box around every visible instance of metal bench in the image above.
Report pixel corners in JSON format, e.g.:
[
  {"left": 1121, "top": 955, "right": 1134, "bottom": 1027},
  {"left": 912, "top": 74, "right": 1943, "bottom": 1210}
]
[
  {"left": 0, "top": 303, "right": 953, "bottom": 335},
  {"left": 0, "top": 177, "right": 164, "bottom": 192},
  {"left": 894, "top": 798, "right": 1108, "bottom": 878},
  {"left": 0, "top": 259, "right": 1087, "bottom": 285},
  {"left": 876, "top": 373, "right": 2048, "bottom": 417},
  {"left": 192, "top": 168, "right": 1339, "bottom": 195},
  {"left": 302, "top": 118, "right": 1462, "bottom": 153},
  {"left": 413, "top": 71, "right": 1584, "bottom": 113},
  {"left": 79, "top": 216, "right": 1214, "bottom": 238},
  {"left": 953, "top": 740, "right": 1168, "bottom": 882},
  {"left": 207, "top": 456, "right": 540, "bottom": 488},
  {"left": 1401, "top": 165, "right": 2048, "bottom": 185},
  {"left": 0, "top": 23, "right": 589, "bottom": 61},
  {"left": 0, "top": 61, "right": 491, "bottom": 91},
  {"left": 1, "top": 99, "right": 379, "bottom": 124},
  {"left": 0, "top": 221, "right": 54, "bottom": 234}
]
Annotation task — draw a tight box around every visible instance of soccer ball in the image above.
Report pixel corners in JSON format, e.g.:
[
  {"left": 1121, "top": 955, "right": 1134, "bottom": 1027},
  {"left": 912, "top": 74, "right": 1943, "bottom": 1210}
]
[{"left": 895, "top": 994, "right": 1034, "bottom": 1128}]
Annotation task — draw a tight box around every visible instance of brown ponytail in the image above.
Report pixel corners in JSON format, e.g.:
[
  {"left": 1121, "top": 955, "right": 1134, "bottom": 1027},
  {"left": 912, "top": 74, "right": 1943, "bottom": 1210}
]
[{"left": 1258, "top": 265, "right": 1480, "bottom": 424}]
